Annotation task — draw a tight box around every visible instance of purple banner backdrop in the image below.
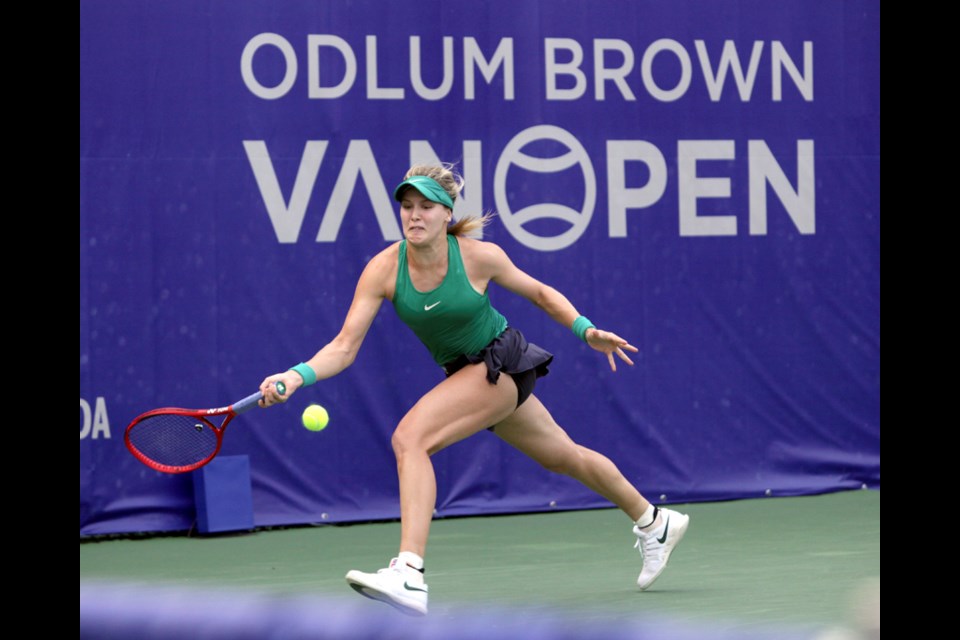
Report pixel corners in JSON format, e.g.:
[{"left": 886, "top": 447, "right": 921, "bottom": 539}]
[{"left": 80, "top": 1, "right": 880, "bottom": 536}]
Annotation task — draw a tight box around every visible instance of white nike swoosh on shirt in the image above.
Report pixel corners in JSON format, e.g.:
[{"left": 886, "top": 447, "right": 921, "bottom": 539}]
[{"left": 424, "top": 301, "right": 441, "bottom": 311}]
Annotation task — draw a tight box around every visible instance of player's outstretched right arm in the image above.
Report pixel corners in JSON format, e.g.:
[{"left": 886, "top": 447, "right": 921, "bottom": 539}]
[{"left": 259, "top": 245, "right": 397, "bottom": 406}]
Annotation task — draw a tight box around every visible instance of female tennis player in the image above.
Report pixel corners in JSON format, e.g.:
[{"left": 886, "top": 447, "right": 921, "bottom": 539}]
[{"left": 258, "top": 163, "right": 689, "bottom": 616}]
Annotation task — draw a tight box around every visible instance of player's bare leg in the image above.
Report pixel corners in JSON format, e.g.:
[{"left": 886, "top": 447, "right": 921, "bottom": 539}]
[
  {"left": 346, "top": 363, "right": 519, "bottom": 615},
  {"left": 494, "top": 395, "right": 690, "bottom": 590},
  {"left": 393, "top": 363, "right": 519, "bottom": 556},
  {"left": 493, "top": 395, "right": 649, "bottom": 519}
]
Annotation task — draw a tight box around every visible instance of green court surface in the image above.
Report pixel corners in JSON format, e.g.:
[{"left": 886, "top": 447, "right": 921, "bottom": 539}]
[{"left": 80, "top": 489, "right": 879, "bottom": 638}]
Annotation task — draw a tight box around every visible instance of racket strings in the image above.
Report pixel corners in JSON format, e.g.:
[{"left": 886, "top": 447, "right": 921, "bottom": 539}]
[{"left": 127, "top": 414, "right": 220, "bottom": 469}]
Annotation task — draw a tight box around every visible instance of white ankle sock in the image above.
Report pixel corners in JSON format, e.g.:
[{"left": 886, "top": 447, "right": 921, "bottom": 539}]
[
  {"left": 635, "top": 505, "right": 659, "bottom": 529},
  {"left": 398, "top": 551, "right": 424, "bottom": 573}
]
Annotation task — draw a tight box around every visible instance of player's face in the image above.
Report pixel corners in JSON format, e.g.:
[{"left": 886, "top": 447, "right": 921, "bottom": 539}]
[{"left": 400, "top": 190, "right": 452, "bottom": 246}]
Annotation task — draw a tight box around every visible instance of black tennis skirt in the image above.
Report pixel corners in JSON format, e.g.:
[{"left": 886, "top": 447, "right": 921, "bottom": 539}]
[{"left": 442, "top": 327, "right": 554, "bottom": 407}]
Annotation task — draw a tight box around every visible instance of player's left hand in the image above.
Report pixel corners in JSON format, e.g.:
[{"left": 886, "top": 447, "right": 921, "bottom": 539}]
[{"left": 585, "top": 328, "right": 639, "bottom": 372}]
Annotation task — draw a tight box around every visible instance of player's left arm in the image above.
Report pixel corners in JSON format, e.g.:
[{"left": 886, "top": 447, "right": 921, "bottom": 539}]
[{"left": 477, "top": 241, "right": 638, "bottom": 371}]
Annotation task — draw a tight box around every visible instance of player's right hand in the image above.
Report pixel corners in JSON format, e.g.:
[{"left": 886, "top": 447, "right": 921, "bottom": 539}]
[{"left": 259, "top": 374, "right": 298, "bottom": 407}]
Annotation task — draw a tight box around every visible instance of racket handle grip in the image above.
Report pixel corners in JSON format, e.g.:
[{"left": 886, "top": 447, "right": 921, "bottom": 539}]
[{"left": 235, "top": 381, "right": 287, "bottom": 414}]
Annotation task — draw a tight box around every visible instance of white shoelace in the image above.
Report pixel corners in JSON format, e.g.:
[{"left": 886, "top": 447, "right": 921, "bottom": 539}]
[{"left": 634, "top": 527, "right": 664, "bottom": 559}]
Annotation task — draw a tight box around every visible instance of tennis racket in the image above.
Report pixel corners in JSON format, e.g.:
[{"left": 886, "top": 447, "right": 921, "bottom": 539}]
[{"left": 124, "top": 382, "right": 285, "bottom": 474}]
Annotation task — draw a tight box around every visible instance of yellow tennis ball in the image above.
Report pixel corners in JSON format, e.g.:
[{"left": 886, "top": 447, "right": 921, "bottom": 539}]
[{"left": 301, "top": 404, "right": 329, "bottom": 432}]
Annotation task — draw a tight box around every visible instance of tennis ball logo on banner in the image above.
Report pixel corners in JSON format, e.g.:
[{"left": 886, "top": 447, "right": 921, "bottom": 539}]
[{"left": 494, "top": 125, "right": 595, "bottom": 252}]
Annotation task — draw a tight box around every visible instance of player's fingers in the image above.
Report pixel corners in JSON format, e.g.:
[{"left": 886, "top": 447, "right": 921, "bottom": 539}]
[
  {"left": 616, "top": 348, "right": 635, "bottom": 366},
  {"left": 607, "top": 351, "right": 617, "bottom": 372},
  {"left": 260, "top": 378, "right": 284, "bottom": 405}
]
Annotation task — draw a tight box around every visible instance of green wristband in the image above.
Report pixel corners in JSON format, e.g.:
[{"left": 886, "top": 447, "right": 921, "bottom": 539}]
[
  {"left": 289, "top": 362, "right": 317, "bottom": 387},
  {"left": 571, "top": 316, "right": 596, "bottom": 343}
]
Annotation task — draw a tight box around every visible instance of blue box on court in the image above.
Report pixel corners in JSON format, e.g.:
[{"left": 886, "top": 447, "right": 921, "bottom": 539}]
[{"left": 193, "top": 455, "right": 255, "bottom": 534}]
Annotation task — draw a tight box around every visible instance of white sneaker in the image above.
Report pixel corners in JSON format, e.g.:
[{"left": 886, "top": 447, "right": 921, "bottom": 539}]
[
  {"left": 633, "top": 507, "right": 690, "bottom": 590},
  {"left": 345, "top": 558, "right": 429, "bottom": 616}
]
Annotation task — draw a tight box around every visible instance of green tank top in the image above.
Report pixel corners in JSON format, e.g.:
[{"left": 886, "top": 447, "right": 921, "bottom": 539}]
[{"left": 392, "top": 235, "right": 508, "bottom": 366}]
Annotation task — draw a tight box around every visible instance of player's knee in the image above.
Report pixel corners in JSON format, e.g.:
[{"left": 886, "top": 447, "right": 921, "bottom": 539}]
[
  {"left": 391, "top": 417, "right": 429, "bottom": 458},
  {"left": 391, "top": 427, "right": 414, "bottom": 458}
]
